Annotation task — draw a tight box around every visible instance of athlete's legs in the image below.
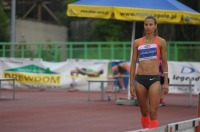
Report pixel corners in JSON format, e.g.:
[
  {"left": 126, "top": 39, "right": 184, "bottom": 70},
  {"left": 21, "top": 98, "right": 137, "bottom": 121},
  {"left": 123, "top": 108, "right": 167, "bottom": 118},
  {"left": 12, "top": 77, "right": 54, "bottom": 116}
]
[
  {"left": 135, "top": 82, "right": 150, "bottom": 128},
  {"left": 148, "top": 81, "right": 161, "bottom": 128},
  {"left": 118, "top": 73, "right": 125, "bottom": 89},
  {"left": 112, "top": 66, "right": 125, "bottom": 89},
  {"left": 136, "top": 82, "right": 149, "bottom": 116},
  {"left": 148, "top": 81, "right": 160, "bottom": 119},
  {"left": 77, "top": 68, "right": 87, "bottom": 75}
]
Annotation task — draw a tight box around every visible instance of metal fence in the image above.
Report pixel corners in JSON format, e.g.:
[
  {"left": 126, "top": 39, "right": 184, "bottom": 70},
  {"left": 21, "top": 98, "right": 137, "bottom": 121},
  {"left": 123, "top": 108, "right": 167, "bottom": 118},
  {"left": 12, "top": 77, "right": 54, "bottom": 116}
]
[{"left": 0, "top": 41, "right": 200, "bottom": 62}]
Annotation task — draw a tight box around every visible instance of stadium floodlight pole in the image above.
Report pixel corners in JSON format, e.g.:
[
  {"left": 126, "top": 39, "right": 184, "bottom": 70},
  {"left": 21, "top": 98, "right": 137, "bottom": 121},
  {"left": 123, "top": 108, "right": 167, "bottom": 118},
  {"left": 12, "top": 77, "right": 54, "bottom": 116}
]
[{"left": 10, "top": 0, "right": 16, "bottom": 57}]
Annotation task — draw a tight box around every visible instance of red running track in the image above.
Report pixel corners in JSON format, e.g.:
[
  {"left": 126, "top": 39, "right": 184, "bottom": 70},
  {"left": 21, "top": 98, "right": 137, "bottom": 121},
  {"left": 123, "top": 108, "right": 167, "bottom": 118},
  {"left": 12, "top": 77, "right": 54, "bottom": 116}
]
[{"left": 0, "top": 89, "right": 198, "bottom": 132}]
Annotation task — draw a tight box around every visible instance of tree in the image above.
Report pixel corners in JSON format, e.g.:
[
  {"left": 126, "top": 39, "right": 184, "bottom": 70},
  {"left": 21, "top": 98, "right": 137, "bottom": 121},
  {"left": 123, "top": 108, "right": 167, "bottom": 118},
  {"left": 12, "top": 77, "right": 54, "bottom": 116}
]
[
  {"left": 0, "top": 1, "right": 9, "bottom": 42},
  {"left": 91, "top": 20, "right": 132, "bottom": 41}
]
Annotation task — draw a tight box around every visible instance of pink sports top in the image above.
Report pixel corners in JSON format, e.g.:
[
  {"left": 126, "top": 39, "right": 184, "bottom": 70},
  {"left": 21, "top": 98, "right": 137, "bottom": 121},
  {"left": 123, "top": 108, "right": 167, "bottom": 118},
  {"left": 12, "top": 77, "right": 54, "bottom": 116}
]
[{"left": 138, "top": 36, "right": 160, "bottom": 61}]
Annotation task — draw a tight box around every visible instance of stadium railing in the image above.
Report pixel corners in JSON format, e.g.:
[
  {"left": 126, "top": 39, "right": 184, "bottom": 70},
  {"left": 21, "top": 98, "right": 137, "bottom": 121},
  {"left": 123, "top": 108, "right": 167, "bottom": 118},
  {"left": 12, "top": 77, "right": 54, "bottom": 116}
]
[{"left": 0, "top": 41, "right": 199, "bottom": 62}]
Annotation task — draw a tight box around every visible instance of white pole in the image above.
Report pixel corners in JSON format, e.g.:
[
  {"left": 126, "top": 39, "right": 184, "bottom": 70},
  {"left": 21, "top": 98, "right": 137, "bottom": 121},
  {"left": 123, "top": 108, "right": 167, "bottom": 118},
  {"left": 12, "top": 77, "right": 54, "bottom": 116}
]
[
  {"left": 10, "top": 0, "right": 16, "bottom": 57},
  {"left": 128, "top": 21, "right": 136, "bottom": 100}
]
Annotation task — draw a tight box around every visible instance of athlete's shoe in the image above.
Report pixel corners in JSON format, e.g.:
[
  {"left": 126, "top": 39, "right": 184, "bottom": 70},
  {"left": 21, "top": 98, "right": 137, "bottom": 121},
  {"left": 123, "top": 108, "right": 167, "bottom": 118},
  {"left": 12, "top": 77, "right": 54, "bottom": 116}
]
[{"left": 159, "top": 100, "right": 166, "bottom": 107}]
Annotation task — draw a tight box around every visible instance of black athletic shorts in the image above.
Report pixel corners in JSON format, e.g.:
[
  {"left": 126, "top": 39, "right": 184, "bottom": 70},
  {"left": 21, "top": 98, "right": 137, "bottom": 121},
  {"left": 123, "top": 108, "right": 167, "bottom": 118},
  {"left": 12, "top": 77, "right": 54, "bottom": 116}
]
[{"left": 135, "top": 75, "right": 160, "bottom": 89}]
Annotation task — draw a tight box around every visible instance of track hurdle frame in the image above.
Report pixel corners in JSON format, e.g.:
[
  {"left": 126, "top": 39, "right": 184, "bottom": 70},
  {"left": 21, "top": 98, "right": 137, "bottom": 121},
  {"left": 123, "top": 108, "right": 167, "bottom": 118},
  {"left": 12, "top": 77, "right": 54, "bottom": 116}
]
[
  {"left": 168, "top": 118, "right": 200, "bottom": 132},
  {"left": 128, "top": 118, "right": 200, "bottom": 132},
  {"left": 0, "top": 78, "right": 15, "bottom": 99}
]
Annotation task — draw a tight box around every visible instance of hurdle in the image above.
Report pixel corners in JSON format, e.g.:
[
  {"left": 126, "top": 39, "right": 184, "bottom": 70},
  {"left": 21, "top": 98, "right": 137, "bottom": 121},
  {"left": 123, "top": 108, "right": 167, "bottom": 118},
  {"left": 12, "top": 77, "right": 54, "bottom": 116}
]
[
  {"left": 128, "top": 126, "right": 167, "bottom": 132},
  {"left": 87, "top": 79, "right": 117, "bottom": 101},
  {"left": 127, "top": 118, "right": 200, "bottom": 132},
  {"left": 169, "top": 78, "right": 195, "bottom": 106},
  {"left": 114, "top": 75, "right": 138, "bottom": 105},
  {"left": 168, "top": 118, "right": 200, "bottom": 132},
  {"left": 0, "top": 78, "right": 15, "bottom": 99}
]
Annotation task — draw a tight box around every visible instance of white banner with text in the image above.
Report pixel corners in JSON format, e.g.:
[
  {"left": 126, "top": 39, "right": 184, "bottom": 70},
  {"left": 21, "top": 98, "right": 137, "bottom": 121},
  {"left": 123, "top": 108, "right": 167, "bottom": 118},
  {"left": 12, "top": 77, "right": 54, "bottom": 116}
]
[
  {"left": 0, "top": 58, "right": 199, "bottom": 94},
  {"left": 0, "top": 58, "right": 109, "bottom": 91}
]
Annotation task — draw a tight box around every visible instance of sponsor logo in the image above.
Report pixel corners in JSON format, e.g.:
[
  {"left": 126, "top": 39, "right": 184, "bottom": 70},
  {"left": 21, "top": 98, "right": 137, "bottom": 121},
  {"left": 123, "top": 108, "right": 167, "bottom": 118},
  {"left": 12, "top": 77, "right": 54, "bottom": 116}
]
[
  {"left": 173, "top": 75, "right": 200, "bottom": 82},
  {"left": 185, "top": 16, "right": 190, "bottom": 22},
  {"left": 3, "top": 64, "right": 61, "bottom": 85},
  {"left": 181, "top": 66, "right": 195, "bottom": 74},
  {"left": 144, "top": 45, "right": 150, "bottom": 48},
  {"left": 172, "top": 65, "right": 199, "bottom": 82},
  {"left": 149, "top": 78, "right": 155, "bottom": 81}
]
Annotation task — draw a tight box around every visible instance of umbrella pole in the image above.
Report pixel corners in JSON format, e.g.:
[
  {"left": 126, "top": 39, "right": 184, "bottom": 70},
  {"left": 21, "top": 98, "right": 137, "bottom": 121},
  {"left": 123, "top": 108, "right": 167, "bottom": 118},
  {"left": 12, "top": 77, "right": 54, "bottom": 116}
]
[
  {"left": 128, "top": 21, "right": 136, "bottom": 100},
  {"left": 115, "top": 22, "right": 136, "bottom": 106},
  {"left": 10, "top": 0, "right": 16, "bottom": 57}
]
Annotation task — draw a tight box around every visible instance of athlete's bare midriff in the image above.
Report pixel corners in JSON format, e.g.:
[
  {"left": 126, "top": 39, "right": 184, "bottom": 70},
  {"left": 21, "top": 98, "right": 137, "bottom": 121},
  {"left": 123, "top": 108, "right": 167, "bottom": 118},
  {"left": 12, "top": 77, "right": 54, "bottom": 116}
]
[{"left": 137, "top": 59, "right": 159, "bottom": 75}]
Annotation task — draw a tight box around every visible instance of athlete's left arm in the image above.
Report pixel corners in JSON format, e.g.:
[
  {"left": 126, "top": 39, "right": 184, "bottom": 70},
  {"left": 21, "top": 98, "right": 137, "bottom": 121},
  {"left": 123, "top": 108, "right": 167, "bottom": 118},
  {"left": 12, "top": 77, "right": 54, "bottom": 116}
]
[
  {"left": 160, "top": 38, "right": 169, "bottom": 94},
  {"left": 160, "top": 38, "right": 168, "bottom": 74}
]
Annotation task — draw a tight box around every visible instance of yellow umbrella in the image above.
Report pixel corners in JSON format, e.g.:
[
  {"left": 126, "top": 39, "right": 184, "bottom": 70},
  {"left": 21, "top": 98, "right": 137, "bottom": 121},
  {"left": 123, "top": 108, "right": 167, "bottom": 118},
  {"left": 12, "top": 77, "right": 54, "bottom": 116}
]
[{"left": 67, "top": 0, "right": 200, "bottom": 25}]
